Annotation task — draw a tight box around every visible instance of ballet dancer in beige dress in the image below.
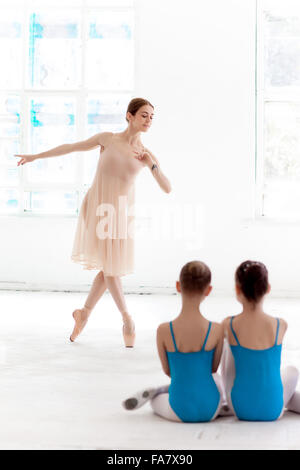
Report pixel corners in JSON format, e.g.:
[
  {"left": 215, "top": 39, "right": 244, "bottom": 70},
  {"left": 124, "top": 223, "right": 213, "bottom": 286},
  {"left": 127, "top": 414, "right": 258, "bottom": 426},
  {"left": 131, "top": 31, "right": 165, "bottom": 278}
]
[{"left": 15, "top": 98, "right": 171, "bottom": 347}]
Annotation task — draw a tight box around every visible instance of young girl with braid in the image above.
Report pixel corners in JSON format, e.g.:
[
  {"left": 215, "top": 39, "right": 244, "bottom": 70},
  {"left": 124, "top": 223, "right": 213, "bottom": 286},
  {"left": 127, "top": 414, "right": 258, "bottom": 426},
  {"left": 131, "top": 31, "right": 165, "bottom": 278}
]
[{"left": 122, "top": 260, "right": 229, "bottom": 422}]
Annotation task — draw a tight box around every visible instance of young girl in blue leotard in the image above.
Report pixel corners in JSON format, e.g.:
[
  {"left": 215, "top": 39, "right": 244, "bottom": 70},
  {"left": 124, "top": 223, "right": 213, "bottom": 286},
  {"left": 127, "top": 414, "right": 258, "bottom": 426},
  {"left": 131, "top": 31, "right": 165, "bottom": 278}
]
[
  {"left": 221, "top": 260, "right": 300, "bottom": 421},
  {"left": 122, "top": 260, "right": 229, "bottom": 422}
]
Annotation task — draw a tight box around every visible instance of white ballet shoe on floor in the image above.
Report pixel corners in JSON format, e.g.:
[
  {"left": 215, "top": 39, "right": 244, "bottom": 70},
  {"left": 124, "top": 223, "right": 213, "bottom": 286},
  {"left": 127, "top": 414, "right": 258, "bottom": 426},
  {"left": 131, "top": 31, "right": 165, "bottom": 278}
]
[{"left": 122, "top": 388, "right": 158, "bottom": 410}]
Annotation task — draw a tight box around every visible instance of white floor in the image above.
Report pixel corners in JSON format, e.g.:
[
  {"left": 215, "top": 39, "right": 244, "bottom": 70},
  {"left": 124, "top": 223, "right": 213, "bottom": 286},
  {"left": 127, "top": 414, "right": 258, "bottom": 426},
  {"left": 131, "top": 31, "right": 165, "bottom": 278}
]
[{"left": 1, "top": 290, "right": 300, "bottom": 450}]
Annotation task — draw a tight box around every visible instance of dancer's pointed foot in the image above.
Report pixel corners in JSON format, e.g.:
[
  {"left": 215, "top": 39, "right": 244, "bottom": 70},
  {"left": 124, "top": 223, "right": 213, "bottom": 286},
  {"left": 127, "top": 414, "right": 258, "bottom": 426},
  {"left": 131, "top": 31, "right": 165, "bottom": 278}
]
[
  {"left": 70, "top": 307, "right": 92, "bottom": 342},
  {"left": 122, "top": 314, "right": 135, "bottom": 348}
]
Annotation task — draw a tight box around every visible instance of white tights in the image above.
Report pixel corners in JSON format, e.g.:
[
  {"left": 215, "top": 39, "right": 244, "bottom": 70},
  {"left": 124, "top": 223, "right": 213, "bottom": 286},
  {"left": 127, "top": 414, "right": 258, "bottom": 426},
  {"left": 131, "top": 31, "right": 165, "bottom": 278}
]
[
  {"left": 150, "top": 339, "right": 300, "bottom": 422},
  {"left": 150, "top": 390, "right": 181, "bottom": 422}
]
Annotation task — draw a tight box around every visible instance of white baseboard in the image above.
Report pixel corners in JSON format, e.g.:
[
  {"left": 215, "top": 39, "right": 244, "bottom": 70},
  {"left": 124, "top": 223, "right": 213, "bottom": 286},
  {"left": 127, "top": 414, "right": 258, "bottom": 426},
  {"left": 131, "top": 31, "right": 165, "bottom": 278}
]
[
  {"left": 0, "top": 282, "right": 299, "bottom": 298},
  {"left": 0, "top": 282, "right": 176, "bottom": 295}
]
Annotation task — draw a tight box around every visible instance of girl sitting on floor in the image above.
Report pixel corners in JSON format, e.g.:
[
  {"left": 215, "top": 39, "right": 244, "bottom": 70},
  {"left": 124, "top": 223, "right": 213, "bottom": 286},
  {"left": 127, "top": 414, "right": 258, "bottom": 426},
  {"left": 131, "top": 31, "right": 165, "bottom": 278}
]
[
  {"left": 221, "top": 260, "right": 300, "bottom": 421},
  {"left": 122, "top": 260, "right": 229, "bottom": 422}
]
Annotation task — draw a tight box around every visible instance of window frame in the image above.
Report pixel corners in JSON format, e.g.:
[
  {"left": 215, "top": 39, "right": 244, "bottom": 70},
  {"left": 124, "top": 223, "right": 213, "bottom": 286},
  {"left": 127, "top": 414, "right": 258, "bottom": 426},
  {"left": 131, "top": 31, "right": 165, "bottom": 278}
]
[
  {"left": 255, "top": 0, "right": 300, "bottom": 222},
  {"left": 0, "top": 0, "right": 134, "bottom": 218}
]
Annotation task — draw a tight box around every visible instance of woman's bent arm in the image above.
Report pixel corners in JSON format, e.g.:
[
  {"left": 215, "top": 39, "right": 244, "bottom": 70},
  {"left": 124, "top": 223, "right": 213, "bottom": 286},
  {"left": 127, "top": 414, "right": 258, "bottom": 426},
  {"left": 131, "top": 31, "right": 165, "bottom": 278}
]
[
  {"left": 150, "top": 165, "right": 172, "bottom": 193},
  {"left": 138, "top": 147, "right": 172, "bottom": 193}
]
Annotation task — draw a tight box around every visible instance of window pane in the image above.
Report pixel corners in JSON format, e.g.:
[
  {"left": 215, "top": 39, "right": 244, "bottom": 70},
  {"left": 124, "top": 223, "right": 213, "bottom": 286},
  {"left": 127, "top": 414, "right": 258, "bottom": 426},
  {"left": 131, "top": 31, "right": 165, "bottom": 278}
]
[
  {"left": 264, "top": 101, "right": 300, "bottom": 179},
  {"left": 1, "top": 139, "right": 19, "bottom": 165},
  {"left": 86, "top": 11, "right": 134, "bottom": 90},
  {"left": 24, "top": 190, "right": 77, "bottom": 214},
  {"left": 86, "top": 93, "right": 131, "bottom": 132},
  {"left": 0, "top": 140, "right": 20, "bottom": 186},
  {"left": 27, "top": 95, "right": 77, "bottom": 184},
  {"left": 0, "top": 94, "right": 21, "bottom": 138},
  {"left": 263, "top": 101, "right": 300, "bottom": 217},
  {"left": 264, "top": 10, "right": 300, "bottom": 87},
  {"left": 0, "top": 188, "right": 19, "bottom": 213},
  {"left": 27, "top": 10, "right": 81, "bottom": 89},
  {"left": 83, "top": 93, "right": 131, "bottom": 184},
  {"left": 0, "top": 10, "right": 23, "bottom": 90},
  {"left": 0, "top": 166, "right": 19, "bottom": 186}
]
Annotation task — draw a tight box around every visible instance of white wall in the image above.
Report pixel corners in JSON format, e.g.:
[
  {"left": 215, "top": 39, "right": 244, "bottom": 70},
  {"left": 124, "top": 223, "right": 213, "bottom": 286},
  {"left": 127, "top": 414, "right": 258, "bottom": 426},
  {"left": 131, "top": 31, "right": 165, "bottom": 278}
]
[{"left": 1, "top": 0, "right": 300, "bottom": 296}]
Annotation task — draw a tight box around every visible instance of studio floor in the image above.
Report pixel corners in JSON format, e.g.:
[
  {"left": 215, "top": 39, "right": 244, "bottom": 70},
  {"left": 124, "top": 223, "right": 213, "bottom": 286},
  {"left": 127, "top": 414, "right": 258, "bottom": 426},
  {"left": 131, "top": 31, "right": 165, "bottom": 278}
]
[{"left": 1, "top": 289, "right": 300, "bottom": 450}]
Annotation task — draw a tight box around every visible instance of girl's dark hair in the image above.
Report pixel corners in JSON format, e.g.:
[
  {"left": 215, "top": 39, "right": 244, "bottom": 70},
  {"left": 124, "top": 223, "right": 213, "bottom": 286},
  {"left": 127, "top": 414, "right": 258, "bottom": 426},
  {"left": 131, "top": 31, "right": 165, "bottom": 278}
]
[
  {"left": 235, "top": 260, "right": 268, "bottom": 304},
  {"left": 179, "top": 261, "right": 211, "bottom": 294},
  {"left": 126, "top": 97, "right": 154, "bottom": 122}
]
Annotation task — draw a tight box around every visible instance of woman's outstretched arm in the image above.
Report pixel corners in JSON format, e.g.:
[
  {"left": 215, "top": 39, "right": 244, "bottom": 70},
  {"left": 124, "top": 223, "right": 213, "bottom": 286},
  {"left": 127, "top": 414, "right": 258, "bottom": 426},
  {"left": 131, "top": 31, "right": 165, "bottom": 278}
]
[{"left": 14, "top": 131, "right": 112, "bottom": 166}]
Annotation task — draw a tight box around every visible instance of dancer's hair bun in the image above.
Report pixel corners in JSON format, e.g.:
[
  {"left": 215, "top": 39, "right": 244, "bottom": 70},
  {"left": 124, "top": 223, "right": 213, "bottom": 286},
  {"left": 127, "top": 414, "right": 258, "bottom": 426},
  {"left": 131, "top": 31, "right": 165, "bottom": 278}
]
[
  {"left": 235, "top": 260, "right": 268, "bottom": 304},
  {"left": 179, "top": 261, "right": 211, "bottom": 294}
]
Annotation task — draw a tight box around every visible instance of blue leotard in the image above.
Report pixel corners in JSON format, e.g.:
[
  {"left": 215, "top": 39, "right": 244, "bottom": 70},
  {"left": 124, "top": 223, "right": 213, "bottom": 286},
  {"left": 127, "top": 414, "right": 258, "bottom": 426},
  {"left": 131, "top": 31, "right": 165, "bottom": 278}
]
[
  {"left": 166, "top": 321, "right": 220, "bottom": 422},
  {"left": 230, "top": 316, "right": 284, "bottom": 421}
]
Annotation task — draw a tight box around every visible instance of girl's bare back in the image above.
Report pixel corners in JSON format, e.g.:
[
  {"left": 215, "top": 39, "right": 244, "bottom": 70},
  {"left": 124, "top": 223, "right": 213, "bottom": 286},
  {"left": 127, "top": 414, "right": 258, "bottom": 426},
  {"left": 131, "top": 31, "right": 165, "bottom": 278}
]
[
  {"left": 162, "top": 317, "right": 222, "bottom": 353},
  {"left": 224, "top": 313, "right": 287, "bottom": 349}
]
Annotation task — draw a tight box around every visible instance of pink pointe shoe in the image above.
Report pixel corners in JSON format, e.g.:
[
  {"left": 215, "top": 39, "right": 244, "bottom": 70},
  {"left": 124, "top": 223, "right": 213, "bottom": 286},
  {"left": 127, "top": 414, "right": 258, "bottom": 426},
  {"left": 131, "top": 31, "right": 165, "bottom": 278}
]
[
  {"left": 122, "top": 316, "right": 136, "bottom": 348},
  {"left": 69, "top": 307, "right": 91, "bottom": 342}
]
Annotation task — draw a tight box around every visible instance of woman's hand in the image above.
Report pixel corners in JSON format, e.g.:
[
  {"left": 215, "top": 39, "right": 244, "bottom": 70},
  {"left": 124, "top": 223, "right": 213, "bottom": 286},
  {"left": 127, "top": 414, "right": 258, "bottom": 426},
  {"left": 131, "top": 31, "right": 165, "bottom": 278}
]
[
  {"left": 133, "top": 150, "right": 153, "bottom": 168},
  {"left": 14, "top": 154, "right": 37, "bottom": 166}
]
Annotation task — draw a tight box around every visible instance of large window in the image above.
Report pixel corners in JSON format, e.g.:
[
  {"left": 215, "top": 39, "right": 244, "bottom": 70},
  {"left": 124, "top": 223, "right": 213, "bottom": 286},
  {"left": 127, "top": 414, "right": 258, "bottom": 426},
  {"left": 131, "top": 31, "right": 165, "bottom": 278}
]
[
  {"left": 256, "top": 0, "right": 300, "bottom": 219},
  {"left": 0, "top": 0, "right": 134, "bottom": 216}
]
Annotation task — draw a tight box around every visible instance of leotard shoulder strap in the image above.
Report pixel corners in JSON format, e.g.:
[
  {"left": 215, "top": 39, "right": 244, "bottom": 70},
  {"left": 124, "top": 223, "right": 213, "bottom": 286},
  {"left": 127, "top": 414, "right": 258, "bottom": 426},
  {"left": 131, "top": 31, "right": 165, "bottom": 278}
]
[
  {"left": 274, "top": 318, "right": 280, "bottom": 346},
  {"left": 201, "top": 321, "right": 212, "bottom": 351},
  {"left": 169, "top": 322, "right": 178, "bottom": 352},
  {"left": 230, "top": 316, "right": 240, "bottom": 346}
]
